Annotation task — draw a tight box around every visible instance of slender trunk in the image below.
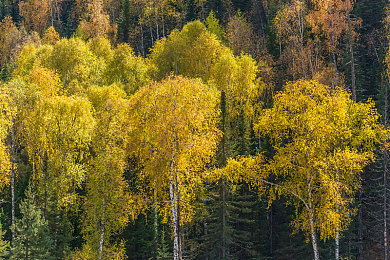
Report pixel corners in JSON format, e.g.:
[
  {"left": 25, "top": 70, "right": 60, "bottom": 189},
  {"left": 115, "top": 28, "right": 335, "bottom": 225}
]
[
  {"left": 154, "top": 0, "right": 159, "bottom": 41},
  {"left": 141, "top": 25, "right": 145, "bottom": 57},
  {"left": 99, "top": 168, "right": 107, "bottom": 260},
  {"left": 42, "top": 154, "right": 47, "bottom": 219},
  {"left": 98, "top": 198, "right": 105, "bottom": 260},
  {"left": 336, "top": 168, "right": 340, "bottom": 260},
  {"left": 309, "top": 210, "right": 320, "bottom": 260},
  {"left": 11, "top": 160, "right": 15, "bottom": 241},
  {"left": 384, "top": 79, "right": 388, "bottom": 260},
  {"left": 358, "top": 191, "right": 363, "bottom": 260},
  {"left": 222, "top": 179, "right": 226, "bottom": 259},
  {"left": 49, "top": 0, "right": 54, "bottom": 27},
  {"left": 175, "top": 177, "right": 182, "bottom": 259},
  {"left": 347, "top": 1, "right": 356, "bottom": 101},
  {"left": 204, "top": 199, "right": 208, "bottom": 260},
  {"left": 169, "top": 94, "right": 182, "bottom": 260},
  {"left": 307, "top": 168, "right": 319, "bottom": 260},
  {"left": 149, "top": 16, "right": 154, "bottom": 47},
  {"left": 269, "top": 205, "right": 273, "bottom": 257},
  {"left": 278, "top": 0, "right": 282, "bottom": 57},
  {"left": 25, "top": 200, "right": 29, "bottom": 259},
  {"left": 10, "top": 124, "right": 15, "bottom": 244},
  {"left": 329, "top": 3, "right": 337, "bottom": 72},
  {"left": 201, "top": 1, "right": 205, "bottom": 21},
  {"left": 169, "top": 177, "right": 180, "bottom": 260},
  {"left": 298, "top": 5, "right": 306, "bottom": 79},
  {"left": 336, "top": 216, "right": 339, "bottom": 259},
  {"left": 162, "top": 6, "right": 165, "bottom": 38},
  {"left": 154, "top": 186, "right": 159, "bottom": 259},
  {"left": 55, "top": 0, "right": 60, "bottom": 22},
  {"left": 385, "top": 149, "right": 388, "bottom": 260}
]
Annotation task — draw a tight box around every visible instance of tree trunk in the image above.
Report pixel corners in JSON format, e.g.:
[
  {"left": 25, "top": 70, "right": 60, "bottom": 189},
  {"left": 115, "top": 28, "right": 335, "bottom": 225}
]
[
  {"left": 222, "top": 179, "right": 227, "bottom": 259},
  {"left": 11, "top": 160, "right": 15, "bottom": 242},
  {"left": 169, "top": 101, "right": 182, "bottom": 260},
  {"left": 336, "top": 222, "right": 339, "bottom": 260},
  {"left": 154, "top": 186, "right": 159, "bottom": 259},
  {"left": 49, "top": 0, "right": 54, "bottom": 27},
  {"left": 269, "top": 205, "right": 273, "bottom": 257},
  {"left": 307, "top": 175, "right": 319, "bottom": 260},
  {"left": 384, "top": 78, "right": 388, "bottom": 260},
  {"left": 98, "top": 198, "right": 106, "bottom": 260},
  {"left": 385, "top": 149, "right": 388, "bottom": 260},
  {"left": 55, "top": 0, "right": 60, "bottom": 22},
  {"left": 149, "top": 16, "right": 154, "bottom": 47},
  {"left": 162, "top": 5, "right": 165, "bottom": 38},
  {"left": 347, "top": 1, "right": 356, "bottom": 101},
  {"left": 99, "top": 170, "right": 107, "bottom": 260},
  {"left": 141, "top": 25, "right": 145, "bottom": 57},
  {"left": 10, "top": 124, "right": 16, "bottom": 245},
  {"left": 358, "top": 191, "right": 363, "bottom": 260},
  {"left": 175, "top": 177, "right": 182, "bottom": 259},
  {"left": 309, "top": 210, "right": 320, "bottom": 260},
  {"left": 169, "top": 177, "right": 181, "bottom": 260},
  {"left": 154, "top": 0, "right": 159, "bottom": 41},
  {"left": 336, "top": 168, "right": 340, "bottom": 260}
]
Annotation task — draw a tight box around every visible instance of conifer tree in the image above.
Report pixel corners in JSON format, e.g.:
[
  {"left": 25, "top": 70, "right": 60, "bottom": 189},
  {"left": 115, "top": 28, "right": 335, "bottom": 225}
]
[
  {"left": 0, "top": 213, "right": 9, "bottom": 259},
  {"left": 10, "top": 187, "right": 54, "bottom": 260}
]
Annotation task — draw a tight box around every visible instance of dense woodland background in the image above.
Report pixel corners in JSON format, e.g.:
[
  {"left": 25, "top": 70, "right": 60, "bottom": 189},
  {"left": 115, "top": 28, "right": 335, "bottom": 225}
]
[{"left": 0, "top": 0, "right": 390, "bottom": 259}]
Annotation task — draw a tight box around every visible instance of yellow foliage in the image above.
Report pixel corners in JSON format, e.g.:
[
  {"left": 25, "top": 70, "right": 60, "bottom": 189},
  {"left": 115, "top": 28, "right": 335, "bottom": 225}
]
[
  {"left": 82, "top": 84, "right": 135, "bottom": 256},
  {"left": 42, "top": 26, "right": 60, "bottom": 45},
  {"left": 23, "top": 95, "right": 95, "bottom": 210},
  {"left": 0, "top": 85, "right": 12, "bottom": 191},
  {"left": 78, "top": 0, "right": 117, "bottom": 42},
  {"left": 218, "top": 80, "right": 388, "bottom": 243},
  {"left": 129, "top": 76, "right": 221, "bottom": 225},
  {"left": 256, "top": 80, "right": 387, "bottom": 240},
  {"left": 149, "top": 21, "right": 222, "bottom": 81}
]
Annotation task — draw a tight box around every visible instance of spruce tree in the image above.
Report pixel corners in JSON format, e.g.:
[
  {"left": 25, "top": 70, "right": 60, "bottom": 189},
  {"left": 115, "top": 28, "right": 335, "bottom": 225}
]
[
  {"left": 0, "top": 213, "right": 9, "bottom": 259},
  {"left": 118, "top": 0, "right": 132, "bottom": 43},
  {"left": 10, "top": 187, "right": 54, "bottom": 260}
]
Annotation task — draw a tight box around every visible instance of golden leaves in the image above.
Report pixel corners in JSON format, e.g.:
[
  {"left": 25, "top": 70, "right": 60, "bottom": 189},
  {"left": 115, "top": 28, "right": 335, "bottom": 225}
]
[
  {"left": 255, "top": 80, "right": 388, "bottom": 240},
  {"left": 129, "top": 76, "right": 221, "bottom": 223},
  {"left": 216, "top": 80, "right": 388, "bottom": 243},
  {"left": 0, "top": 85, "right": 12, "bottom": 191}
]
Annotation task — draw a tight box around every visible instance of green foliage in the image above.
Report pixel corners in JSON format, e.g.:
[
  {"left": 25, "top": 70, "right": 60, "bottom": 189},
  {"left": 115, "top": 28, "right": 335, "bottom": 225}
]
[
  {"left": 0, "top": 211, "right": 9, "bottom": 259},
  {"left": 48, "top": 37, "right": 96, "bottom": 86},
  {"left": 104, "top": 43, "right": 150, "bottom": 94},
  {"left": 0, "top": 2, "right": 389, "bottom": 259},
  {"left": 149, "top": 20, "right": 222, "bottom": 81},
  {"left": 205, "top": 11, "right": 225, "bottom": 42},
  {"left": 10, "top": 187, "right": 54, "bottom": 260}
]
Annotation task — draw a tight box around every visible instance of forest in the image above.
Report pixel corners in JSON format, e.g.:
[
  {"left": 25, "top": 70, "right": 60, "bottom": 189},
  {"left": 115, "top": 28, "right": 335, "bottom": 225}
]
[{"left": 0, "top": 0, "right": 390, "bottom": 259}]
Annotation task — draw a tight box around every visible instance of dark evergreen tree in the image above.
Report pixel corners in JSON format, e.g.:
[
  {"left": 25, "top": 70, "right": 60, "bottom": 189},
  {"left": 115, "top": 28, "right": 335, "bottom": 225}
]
[
  {"left": 10, "top": 187, "right": 54, "bottom": 260},
  {"left": 46, "top": 201, "right": 73, "bottom": 259},
  {"left": 118, "top": 0, "right": 132, "bottom": 43},
  {"left": 123, "top": 213, "right": 155, "bottom": 260},
  {"left": 205, "top": 0, "right": 233, "bottom": 22},
  {"left": 0, "top": 211, "right": 9, "bottom": 259}
]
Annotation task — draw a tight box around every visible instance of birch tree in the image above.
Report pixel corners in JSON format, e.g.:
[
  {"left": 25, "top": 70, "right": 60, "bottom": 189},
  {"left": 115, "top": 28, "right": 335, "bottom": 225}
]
[
  {"left": 217, "top": 80, "right": 388, "bottom": 260},
  {"left": 129, "top": 76, "right": 221, "bottom": 260}
]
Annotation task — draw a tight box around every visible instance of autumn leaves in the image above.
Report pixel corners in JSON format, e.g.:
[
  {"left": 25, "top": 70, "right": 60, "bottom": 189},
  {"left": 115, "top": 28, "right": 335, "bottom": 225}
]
[{"left": 0, "top": 17, "right": 387, "bottom": 260}]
